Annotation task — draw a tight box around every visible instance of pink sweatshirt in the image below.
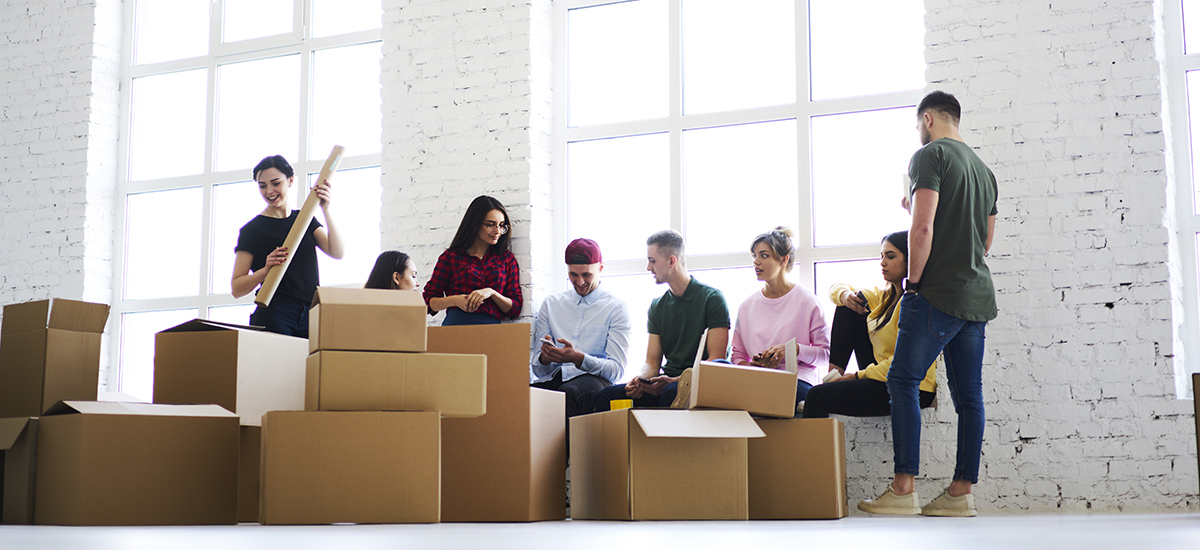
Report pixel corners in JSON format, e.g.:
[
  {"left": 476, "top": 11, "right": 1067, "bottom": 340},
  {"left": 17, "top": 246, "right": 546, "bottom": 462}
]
[{"left": 730, "top": 284, "right": 830, "bottom": 386}]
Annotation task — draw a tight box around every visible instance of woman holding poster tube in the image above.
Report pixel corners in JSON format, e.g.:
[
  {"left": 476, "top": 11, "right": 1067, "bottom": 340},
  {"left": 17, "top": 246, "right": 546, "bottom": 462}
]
[
  {"left": 231, "top": 155, "right": 344, "bottom": 337},
  {"left": 423, "top": 195, "right": 523, "bottom": 325}
]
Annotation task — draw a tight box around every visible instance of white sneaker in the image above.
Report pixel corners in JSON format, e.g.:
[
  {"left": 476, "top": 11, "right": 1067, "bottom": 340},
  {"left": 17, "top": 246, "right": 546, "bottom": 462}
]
[
  {"left": 920, "top": 489, "right": 976, "bottom": 517},
  {"left": 857, "top": 485, "right": 920, "bottom": 515},
  {"left": 670, "top": 368, "right": 693, "bottom": 409}
]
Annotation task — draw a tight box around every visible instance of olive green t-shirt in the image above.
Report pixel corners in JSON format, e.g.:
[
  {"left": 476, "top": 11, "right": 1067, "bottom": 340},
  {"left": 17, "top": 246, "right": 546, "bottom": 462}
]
[
  {"left": 908, "top": 138, "right": 998, "bottom": 322},
  {"left": 647, "top": 276, "right": 730, "bottom": 377}
]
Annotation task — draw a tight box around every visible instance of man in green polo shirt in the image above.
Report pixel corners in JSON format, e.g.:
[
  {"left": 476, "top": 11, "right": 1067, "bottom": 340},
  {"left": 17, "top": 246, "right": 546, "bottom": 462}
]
[{"left": 590, "top": 229, "right": 730, "bottom": 411}]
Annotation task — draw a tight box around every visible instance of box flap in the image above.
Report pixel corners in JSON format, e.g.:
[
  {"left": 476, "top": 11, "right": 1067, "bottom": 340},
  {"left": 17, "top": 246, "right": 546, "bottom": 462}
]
[
  {"left": 784, "top": 337, "right": 797, "bottom": 375},
  {"left": 697, "top": 361, "right": 786, "bottom": 375},
  {"left": 1, "top": 299, "right": 51, "bottom": 334},
  {"left": 159, "top": 318, "right": 264, "bottom": 334},
  {"left": 690, "top": 328, "right": 709, "bottom": 370},
  {"left": 0, "top": 417, "right": 34, "bottom": 450},
  {"left": 311, "top": 286, "right": 425, "bottom": 308},
  {"left": 46, "top": 299, "right": 110, "bottom": 332},
  {"left": 41, "top": 400, "right": 237, "bottom": 418},
  {"left": 630, "top": 409, "right": 765, "bottom": 439}
]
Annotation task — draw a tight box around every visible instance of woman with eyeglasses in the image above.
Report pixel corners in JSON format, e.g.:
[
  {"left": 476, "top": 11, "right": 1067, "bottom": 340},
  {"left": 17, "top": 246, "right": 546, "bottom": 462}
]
[
  {"left": 422, "top": 195, "right": 523, "bottom": 325},
  {"left": 231, "top": 155, "right": 343, "bottom": 337},
  {"left": 364, "top": 250, "right": 420, "bottom": 291}
]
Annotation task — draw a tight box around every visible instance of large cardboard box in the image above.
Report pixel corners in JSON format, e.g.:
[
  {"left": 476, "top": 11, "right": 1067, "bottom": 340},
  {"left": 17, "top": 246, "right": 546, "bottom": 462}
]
[
  {"left": 306, "top": 350, "right": 486, "bottom": 417},
  {"left": 154, "top": 319, "right": 308, "bottom": 426},
  {"left": 687, "top": 333, "right": 798, "bottom": 418},
  {"left": 34, "top": 401, "right": 239, "bottom": 526},
  {"left": 570, "top": 408, "right": 765, "bottom": 520},
  {"left": 309, "top": 287, "right": 426, "bottom": 353},
  {"left": 0, "top": 417, "right": 37, "bottom": 525},
  {"left": 0, "top": 298, "right": 110, "bottom": 417},
  {"left": 239, "top": 425, "right": 261, "bottom": 524},
  {"left": 1193, "top": 373, "right": 1199, "bottom": 494},
  {"left": 259, "top": 410, "right": 440, "bottom": 525},
  {"left": 428, "top": 323, "right": 567, "bottom": 522},
  {"left": 748, "top": 418, "right": 847, "bottom": 519}
]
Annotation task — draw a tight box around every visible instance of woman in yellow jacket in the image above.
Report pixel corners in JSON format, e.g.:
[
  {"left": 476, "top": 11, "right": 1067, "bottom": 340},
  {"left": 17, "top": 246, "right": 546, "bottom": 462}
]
[{"left": 802, "top": 231, "right": 936, "bottom": 418}]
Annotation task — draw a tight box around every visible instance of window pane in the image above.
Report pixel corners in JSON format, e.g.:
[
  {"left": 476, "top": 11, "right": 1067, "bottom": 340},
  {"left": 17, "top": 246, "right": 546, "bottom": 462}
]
[
  {"left": 600, "top": 272, "right": 663, "bottom": 383},
  {"left": 568, "top": 0, "right": 669, "bottom": 126},
  {"left": 208, "top": 304, "right": 257, "bottom": 326},
  {"left": 133, "top": 0, "right": 210, "bottom": 64},
  {"left": 692, "top": 266, "right": 765, "bottom": 339},
  {"left": 309, "top": 166, "right": 383, "bottom": 287},
  {"left": 215, "top": 55, "right": 301, "bottom": 173},
  {"left": 312, "top": 0, "right": 382, "bottom": 38},
  {"left": 811, "top": 108, "right": 916, "bottom": 246},
  {"left": 810, "top": 0, "right": 925, "bottom": 100},
  {"left": 311, "top": 43, "right": 383, "bottom": 159},
  {"left": 1188, "top": 70, "right": 1200, "bottom": 213},
  {"left": 224, "top": 0, "right": 293, "bottom": 43},
  {"left": 682, "top": 0, "right": 795, "bottom": 115},
  {"left": 567, "top": 134, "right": 670, "bottom": 262},
  {"left": 1187, "top": 0, "right": 1200, "bottom": 54},
  {"left": 683, "top": 120, "right": 799, "bottom": 255},
  {"left": 129, "top": 70, "right": 207, "bottom": 181},
  {"left": 211, "top": 180, "right": 289, "bottom": 296},
  {"left": 125, "top": 188, "right": 203, "bottom": 300},
  {"left": 119, "top": 309, "right": 197, "bottom": 402}
]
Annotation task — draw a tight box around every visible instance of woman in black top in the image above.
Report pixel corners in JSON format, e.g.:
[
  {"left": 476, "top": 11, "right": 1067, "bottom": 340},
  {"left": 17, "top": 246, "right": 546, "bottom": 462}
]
[{"left": 231, "top": 155, "right": 344, "bottom": 337}]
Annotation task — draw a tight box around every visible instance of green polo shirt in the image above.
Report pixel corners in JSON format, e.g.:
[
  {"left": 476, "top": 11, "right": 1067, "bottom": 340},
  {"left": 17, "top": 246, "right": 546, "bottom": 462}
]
[{"left": 647, "top": 276, "right": 730, "bottom": 377}]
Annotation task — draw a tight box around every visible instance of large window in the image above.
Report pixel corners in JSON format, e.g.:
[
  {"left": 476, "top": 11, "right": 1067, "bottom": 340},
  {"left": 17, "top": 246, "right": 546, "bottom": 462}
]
[
  {"left": 554, "top": 0, "right": 926, "bottom": 374},
  {"left": 112, "top": 0, "right": 384, "bottom": 401}
]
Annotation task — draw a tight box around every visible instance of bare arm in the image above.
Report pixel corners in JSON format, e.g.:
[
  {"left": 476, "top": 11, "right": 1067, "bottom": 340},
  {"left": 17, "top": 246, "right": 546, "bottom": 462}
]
[
  {"left": 312, "top": 181, "right": 345, "bottom": 259},
  {"left": 231, "top": 249, "right": 283, "bottom": 299},
  {"left": 907, "top": 188, "right": 939, "bottom": 283},
  {"left": 985, "top": 214, "right": 996, "bottom": 254},
  {"left": 705, "top": 327, "right": 730, "bottom": 361}
]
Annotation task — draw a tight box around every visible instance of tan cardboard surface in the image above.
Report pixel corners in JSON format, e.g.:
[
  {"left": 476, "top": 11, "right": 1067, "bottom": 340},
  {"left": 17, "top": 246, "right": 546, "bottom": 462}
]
[
  {"left": 0, "top": 417, "right": 37, "bottom": 525},
  {"left": 35, "top": 404, "right": 238, "bottom": 525},
  {"left": 0, "top": 330, "right": 49, "bottom": 417},
  {"left": 2, "top": 298, "right": 108, "bottom": 334},
  {"left": 309, "top": 287, "right": 426, "bottom": 353},
  {"left": 0, "top": 297, "right": 108, "bottom": 417},
  {"left": 748, "top": 418, "right": 847, "bottom": 519},
  {"left": 631, "top": 409, "right": 766, "bottom": 439},
  {"left": 569, "top": 409, "right": 631, "bottom": 520},
  {"left": 238, "top": 426, "right": 261, "bottom": 524},
  {"left": 689, "top": 362, "right": 796, "bottom": 418},
  {"left": 259, "top": 411, "right": 440, "bottom": 525},
  {"left": 155, "top": 319, "right": 308, "bottom": 426},
  {"left": 305, "top": 351, "right": 486, "bottom": 417},
  {"left": 429, "top": 323, "right": 566, "bottom": 522}
]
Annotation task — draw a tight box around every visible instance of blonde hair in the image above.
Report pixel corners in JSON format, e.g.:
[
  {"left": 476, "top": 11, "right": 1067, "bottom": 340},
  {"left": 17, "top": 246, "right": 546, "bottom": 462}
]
[{"left": 750, "top": 226, "right": 795, "bottom": 272}]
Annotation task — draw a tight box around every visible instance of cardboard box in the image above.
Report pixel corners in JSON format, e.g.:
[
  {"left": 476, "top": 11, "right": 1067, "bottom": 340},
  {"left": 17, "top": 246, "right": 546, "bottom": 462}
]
[
  {"left": 748, "top": 417, "right": 847, "bottom": 519},
  {"left": 0, "top": 298, "right": 110, "bottom": 417},
  {"left": 306, "top": 350, "right": 486, "bottom": 417},
  {"left": 570, "top": 408, "right": 765, "bottom": 520},
  {"left": 0, "top": 417, "right": 37, "bottom": 525},
  {"left": 154, "top": 319, "right": 308, "bottom": 426},
  {"left": 34, "top": 401, "right": 238, "bottom": 526},
  {"left": 1193, "top": 373, "right": 1199, "bottom": 494},
  {"left": 239, "top": 425, "right": 261, "bottom": 524},
  {"left": 259, "top": 410, "right": 440, "bottom": 525},
  {"left": 687, "top": 333, "right": 798, "bottom": 418},
  {"left": 309, "top": 287, "right": 426, "bottom": 353},
  {"left": 428, "top": 323, "right": 567, "bottom": 522}
]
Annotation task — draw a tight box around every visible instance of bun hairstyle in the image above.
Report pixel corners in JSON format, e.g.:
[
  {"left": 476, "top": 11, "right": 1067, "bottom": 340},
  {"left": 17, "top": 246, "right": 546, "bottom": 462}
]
[{"left": 750, "top": 226, "right": 795, "bottom": 272}]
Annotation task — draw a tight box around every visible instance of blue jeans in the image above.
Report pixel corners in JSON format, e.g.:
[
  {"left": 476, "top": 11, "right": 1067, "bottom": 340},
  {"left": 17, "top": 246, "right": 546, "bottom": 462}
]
[
  {"left": 591, "top": 381, "right": 680, "bottom": 412},
  {"left": 249, "top": 294, "right": 310, "bottom": 338},
  {"left": 442, "top": 308, "right": 501, "bottom": 326},
  {"left": 888, "top": 293, "right": 986, "bottom": 483}
]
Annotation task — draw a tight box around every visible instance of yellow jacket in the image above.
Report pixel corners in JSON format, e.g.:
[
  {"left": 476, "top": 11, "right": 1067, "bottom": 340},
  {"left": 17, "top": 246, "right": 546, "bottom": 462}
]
[{"left": 829, "top": 283, "right": 937, "bottom": 393}]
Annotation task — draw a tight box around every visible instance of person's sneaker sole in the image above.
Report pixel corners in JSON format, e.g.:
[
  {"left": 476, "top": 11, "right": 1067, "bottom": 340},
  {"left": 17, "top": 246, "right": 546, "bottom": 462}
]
[
  {"left": 857, "top": 501, "right": 921, "bottom": 515},
  {"left": 670, "top": 368, "right": 693, "bottom": 409},
  {"left": 857, "top": 485, "right": 920, "bottom": 515},
  {"left": 920, "top": 491, "right": 976, "bottom": 517}
]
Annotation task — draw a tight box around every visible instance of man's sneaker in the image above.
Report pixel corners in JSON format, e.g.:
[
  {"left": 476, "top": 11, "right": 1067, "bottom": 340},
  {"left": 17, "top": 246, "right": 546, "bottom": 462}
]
[
  {"left": 920, "top": 489, "right": 976, "bottom": 517},
  {"left": 669, "top": 368, "right": 693, "bottom": 409},
  {"left": 857, "top": 485, "right": 920, "bottom": 515}
]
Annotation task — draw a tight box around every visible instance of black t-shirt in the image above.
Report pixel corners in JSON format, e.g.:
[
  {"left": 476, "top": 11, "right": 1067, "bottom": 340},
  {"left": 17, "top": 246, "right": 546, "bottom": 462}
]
[{"left": 235, "top": 211, "right": 322, "bottom": 304}]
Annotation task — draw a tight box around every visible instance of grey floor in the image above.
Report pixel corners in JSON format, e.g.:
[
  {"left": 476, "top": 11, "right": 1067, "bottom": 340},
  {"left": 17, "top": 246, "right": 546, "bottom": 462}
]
[{"left": 1, "top": 514, "right": 1199, "bottom": 550}]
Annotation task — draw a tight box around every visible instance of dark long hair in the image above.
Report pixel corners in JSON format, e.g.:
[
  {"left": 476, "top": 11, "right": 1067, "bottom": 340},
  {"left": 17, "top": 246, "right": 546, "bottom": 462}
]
[
  {"left": 447, "top": 195, "right": 511, "bottom": 255},
  {"left": 871, "top": 231, "right": 908, "bottom": 334},
  {"left": 364, "top": 251, "right": 412, "bottom": 290}
]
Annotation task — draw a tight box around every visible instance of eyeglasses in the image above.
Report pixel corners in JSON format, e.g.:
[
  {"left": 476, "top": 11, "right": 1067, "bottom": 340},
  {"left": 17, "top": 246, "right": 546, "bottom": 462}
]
[{"left": 482, "top": 221, "right": 510, "bottom": 235}]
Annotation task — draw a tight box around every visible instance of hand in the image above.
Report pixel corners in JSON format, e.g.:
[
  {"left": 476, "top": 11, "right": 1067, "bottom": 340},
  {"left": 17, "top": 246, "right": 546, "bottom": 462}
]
[
  {"left": 539, "top": 337, "right": 580, "bottom": 364},
  {"left": 750, "top": 343, "right": 789, "bottom": 369},
  {"left": 832, "top": 373, "right": 857, "bottom": 383},
  {"left": 901, "top": 195, "right": 911, "bottom": 213},
  {"left": 641, "top": 375, "right": 673, "bottom": 396},
  {"left": 841, "top": 290, "right": 870, "bottom": 315},
  {"left": 265, "top": 246, "right": 289, "bottom": 268},
  {"left": 464, "top": 288, "right": 496, "bottom": 312},
  {"left": 624, "top": 377, "right": 645, "bottom": 399},
  {"left": 313, "top": 179, "right": 333, "bottom": 208}
]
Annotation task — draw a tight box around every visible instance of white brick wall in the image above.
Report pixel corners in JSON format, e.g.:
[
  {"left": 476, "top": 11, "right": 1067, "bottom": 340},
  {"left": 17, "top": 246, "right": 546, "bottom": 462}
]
[{"left": 0, "top": 0, "right": 120, "bottom": 384}]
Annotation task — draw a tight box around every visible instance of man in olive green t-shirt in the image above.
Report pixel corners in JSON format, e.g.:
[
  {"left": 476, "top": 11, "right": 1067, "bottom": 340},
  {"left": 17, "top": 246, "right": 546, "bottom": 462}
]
[
  {"left": 859, "top": 91, "right": 998, "bottom": 518},
  {"left": 590, "top": 229, "right": 730, "bottom": 411}
]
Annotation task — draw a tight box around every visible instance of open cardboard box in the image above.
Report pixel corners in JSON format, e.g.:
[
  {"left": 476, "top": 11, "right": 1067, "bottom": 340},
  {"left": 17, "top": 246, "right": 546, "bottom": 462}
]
[
  {"left": 259, "top": 410, "right": 441, "bottom": 525},
  {"left": 570, "top": 408, "right": 765, "bottom": 520},
  {"left": 306, "top": 350, "right": 486, "bottom": 417},
  {"left": 309, "top": 287, "right": 426, "bottom": 353},
  {"left": 0, "top": 298, "right": 109, "bottom": 417},
  {"left": 748, "top": 417, "right": 847, "bottom": 519},
  {"left": 687, "top": 330, "right": 798, "bottom": 418},
  {"left": 35, "top": 401, "right": 239, "bottom": 526},
  {"left": 428, "top": 323, "right": 566, "bottom": 522},
  {"left": 0, "top": 417, "right": 37, "bottom": 525},
  {"left": 154, "top": 319, "right": 308, "bottom": 426},
  {"left": 239, "top": 425, "right": 261, "bottom": 524}
]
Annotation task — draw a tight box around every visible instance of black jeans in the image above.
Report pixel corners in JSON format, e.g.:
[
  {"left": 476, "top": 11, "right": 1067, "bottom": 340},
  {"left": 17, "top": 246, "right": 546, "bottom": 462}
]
[
  {"left": 531, "top": 370, "right": 610, "bottom": 419},
  {"left": 829, "top": 305, "right": 875, "bottom": 371}
]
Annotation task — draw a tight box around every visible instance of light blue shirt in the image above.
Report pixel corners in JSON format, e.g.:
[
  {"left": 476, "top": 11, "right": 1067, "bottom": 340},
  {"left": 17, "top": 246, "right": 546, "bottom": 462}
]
[{"left": 529, "top": 284, "right": 631, "bottom": 385}]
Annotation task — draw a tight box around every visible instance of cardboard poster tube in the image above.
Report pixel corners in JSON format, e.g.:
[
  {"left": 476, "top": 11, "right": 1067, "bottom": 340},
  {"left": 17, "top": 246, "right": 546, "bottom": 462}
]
[{"left": 255, "top": 145, "right": 345, "bottom": 307}]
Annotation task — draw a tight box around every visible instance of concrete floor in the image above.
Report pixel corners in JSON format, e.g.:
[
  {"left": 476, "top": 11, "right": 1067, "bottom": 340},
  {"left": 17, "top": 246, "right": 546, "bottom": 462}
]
[{"left": 2, "top": 514, "right": 1199, "bottom": 550}]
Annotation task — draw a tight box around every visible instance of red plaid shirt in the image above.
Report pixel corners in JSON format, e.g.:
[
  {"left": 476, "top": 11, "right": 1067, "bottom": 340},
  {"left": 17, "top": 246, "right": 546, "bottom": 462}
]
[{"left": 422, "top": 248, "right": 523, "bottom": 320}]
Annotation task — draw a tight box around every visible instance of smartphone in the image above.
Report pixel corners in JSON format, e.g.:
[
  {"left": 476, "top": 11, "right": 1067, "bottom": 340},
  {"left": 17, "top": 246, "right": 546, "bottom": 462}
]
[
  {"left": 541, "top": 336, "right": 564, "bottom": 348},
  {"left": 855, "top": 290, "right": 868, "bottom": 308},
  {"left": 636, "top": 377, "right": 652, "bottom": 384}
]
